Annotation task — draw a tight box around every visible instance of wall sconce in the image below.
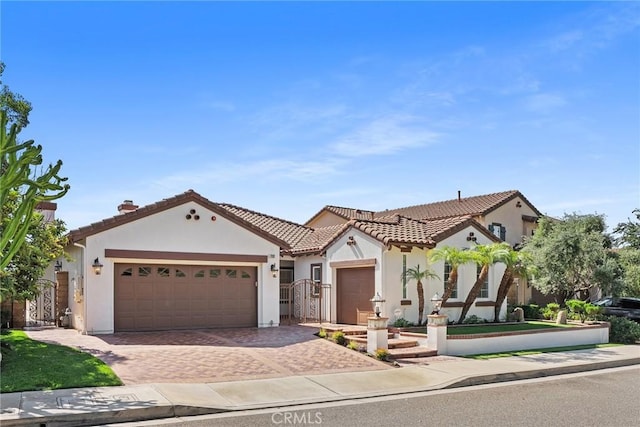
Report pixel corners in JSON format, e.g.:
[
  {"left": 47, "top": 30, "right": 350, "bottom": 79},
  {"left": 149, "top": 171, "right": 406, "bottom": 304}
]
[
  {"left": 54, "top": 260, "right": 63, "bottom": 273},
  {"left": 92, "top": 258, "right": 104, "bottom": 275},
  {"left": 431, "top": 292, "right": 443, "bottom": 315},
  {"left": 346, "top": 236, "right": 356, "bottom": 246},
  {"left": 466, "top": 232, "right": 477, "bottom": 242},
  {"left": 270, "top": 263, "right": 278, "bottom": 278},
  {"left": 370, "top": 292, "right": 385, "bottom": 317},
  {"left": 516, "top": 201, "right": 522, "bottom": 208}
]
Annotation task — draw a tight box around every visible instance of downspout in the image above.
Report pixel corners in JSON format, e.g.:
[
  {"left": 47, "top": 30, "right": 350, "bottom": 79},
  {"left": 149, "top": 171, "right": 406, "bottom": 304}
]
[{"left": 73, "top": 242, "right": 87, "bottom": 334}]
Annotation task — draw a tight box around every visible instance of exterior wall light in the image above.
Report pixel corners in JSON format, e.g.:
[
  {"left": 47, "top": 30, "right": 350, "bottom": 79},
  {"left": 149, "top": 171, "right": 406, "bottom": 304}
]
[
  {"left": 370, "top": 292, "right": 385, "bottom": 317},
  {"left": 54, "top": 260, "right": 63, "bottom": 272},
  {"left": 270, "top": 263, "right": 278, "bottom": 278},
  {"left": 92, "top": 257, "right": 104, "bottom": 275},
  {"left": 431, "top": 292, "right": 443, "bottom": 314}
]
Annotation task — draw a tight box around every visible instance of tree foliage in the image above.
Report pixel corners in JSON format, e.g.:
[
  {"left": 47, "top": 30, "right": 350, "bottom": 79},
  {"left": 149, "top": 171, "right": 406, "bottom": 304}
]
[
  {"left": 522, "top": 214, "right": 623, "bottom": 302},
  {"left": 402, "top": 264, "right": 439, "bottom": 325},
  {"left": 493, "top": 248, "right": 533, "bottom": 322},
  {"left": 458, "top": 243, "right": 510, "bottom": 323},
  {"left": 428, "top": 246, "right": 474, "bottom": 306},
  {"left": 1, "top": 191, "right": 68, "bottom": 301},
  {"left": 0, "top": 62, "right": 70, "bottom": 296},
  {"left": 613, "top": 208, "right": 640, "bottom": 249}
]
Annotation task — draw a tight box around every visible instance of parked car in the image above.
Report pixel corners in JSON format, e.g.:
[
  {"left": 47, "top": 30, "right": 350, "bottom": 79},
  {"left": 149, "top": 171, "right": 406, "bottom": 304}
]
[{"left": 593, "top": 297, "right": 640, "bottom": 322}]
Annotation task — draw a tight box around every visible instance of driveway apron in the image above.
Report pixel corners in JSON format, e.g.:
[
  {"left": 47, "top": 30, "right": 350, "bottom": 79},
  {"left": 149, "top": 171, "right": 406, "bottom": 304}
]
[{"left": 25, "top": 326, "right": 390, "bottom": 385}]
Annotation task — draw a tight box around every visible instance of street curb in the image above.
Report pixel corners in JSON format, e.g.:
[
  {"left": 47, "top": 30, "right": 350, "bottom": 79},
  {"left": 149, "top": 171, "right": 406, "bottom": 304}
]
[{"left": 445, "top": 357, "right": 640, "bottom": 389}]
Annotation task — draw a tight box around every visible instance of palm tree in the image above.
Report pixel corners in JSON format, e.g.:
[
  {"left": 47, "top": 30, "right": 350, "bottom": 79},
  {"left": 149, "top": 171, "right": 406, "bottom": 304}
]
[
  {"left": 493, "top": 249, "right": 533, "bottom": 322},
  {"left": 428, "top": 246, "right": 474, "bottom": 307},
  {"left": 458, "top": 243, "right": 510, "bottom": 323},
  {"left": 402, "top": 264, "right": 439, "bottom": 325}
]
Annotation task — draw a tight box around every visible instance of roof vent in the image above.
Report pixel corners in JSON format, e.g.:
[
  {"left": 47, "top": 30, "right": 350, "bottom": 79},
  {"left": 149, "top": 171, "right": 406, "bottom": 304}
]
[
  {"left": 117, "top": 199, "right": 139, "bottom": 214},
  {"left": 458, "top": 190, "right": 461, "bottom": 201}
]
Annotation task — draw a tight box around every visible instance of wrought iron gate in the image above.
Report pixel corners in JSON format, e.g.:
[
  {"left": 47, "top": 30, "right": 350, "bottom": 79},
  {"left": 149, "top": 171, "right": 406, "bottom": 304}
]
[
  {"left": 280, "top": 279, "right": 331, "bottom": 324},
  {"left": 26, "top": 279, "right": 56, "bottom": 327}
]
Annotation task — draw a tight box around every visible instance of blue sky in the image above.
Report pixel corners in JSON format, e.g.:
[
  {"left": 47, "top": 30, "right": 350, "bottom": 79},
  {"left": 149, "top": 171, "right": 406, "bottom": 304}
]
[{"left": 2, "top": 1, "right": 639, "bottom": 232}]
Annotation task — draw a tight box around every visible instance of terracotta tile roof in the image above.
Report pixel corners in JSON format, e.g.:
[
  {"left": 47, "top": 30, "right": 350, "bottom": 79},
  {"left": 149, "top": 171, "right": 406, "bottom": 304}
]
[
  {"left": 289, "top": 224, "right": 349, "bottom": 255},
  {"left": 217, "top": 203, "right": 312, "bottom": 248},
  {"left": 374, "top": 190, "right": 540, "bottom": 220},
  {"left": 324, "top": 206, "right": 375, "bottom": 220}
]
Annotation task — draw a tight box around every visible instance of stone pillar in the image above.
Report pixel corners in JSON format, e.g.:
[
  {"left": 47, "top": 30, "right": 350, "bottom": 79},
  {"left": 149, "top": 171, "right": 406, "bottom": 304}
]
[
  {"left": 367, "top": 316, "right": 389, "bottom": 355},
  {"left": 427, "top": 314, "right": 448, "bottom": 355}
]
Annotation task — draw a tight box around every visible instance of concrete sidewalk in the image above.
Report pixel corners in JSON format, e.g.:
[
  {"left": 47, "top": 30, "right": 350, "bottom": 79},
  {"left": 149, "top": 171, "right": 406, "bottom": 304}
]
[{"left": 1, "top": 345, "right": 639, "bottom": 427}]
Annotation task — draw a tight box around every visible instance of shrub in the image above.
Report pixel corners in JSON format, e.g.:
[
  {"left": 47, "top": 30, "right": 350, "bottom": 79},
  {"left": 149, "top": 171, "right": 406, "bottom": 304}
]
[
  {"left": 542, "top": 303, "right": 560, "bottom": 320},
  {"left": 331, "top": 331, "right": 346, "bottom": 345},
  {"left": 607, "top": 316, "right": 640, "bottom": 344},
  {"left": 585, "top": 304, "right": 603, "bottom": 321},
  {"left": 462, "top": 315, "right": 488, "bottom": 324},
  {"left": 514, "top": 304, "right": 541, "bottom": 320},
  {"left": 374, "top": 348, "right": 389, "bottom": 361},
  {"left": 347, "top": 341, "right": 360, "bottom": 351},
  {"left": 566, "top": 299, "right": 587, "bottom": 322},
  {"left": 318, "top": 328, "right": 327, "bottom": 339},
  {"left": 392, "top": 318, "right": 414, "bottom": 328}
]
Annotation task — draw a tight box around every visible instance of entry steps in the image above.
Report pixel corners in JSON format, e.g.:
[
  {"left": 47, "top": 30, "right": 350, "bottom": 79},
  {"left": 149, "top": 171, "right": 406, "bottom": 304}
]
[{"left": 318, "top": 325, "right": 437, "bottom": 359}]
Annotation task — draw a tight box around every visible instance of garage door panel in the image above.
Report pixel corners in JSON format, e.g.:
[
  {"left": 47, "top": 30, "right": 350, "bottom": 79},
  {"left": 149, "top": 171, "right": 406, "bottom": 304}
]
[
  {"left": 115, "top": 263, "right": 257, "bottom": 332},
  {"left": 337, "top": 267, "right": 375, "bottom": 325}
]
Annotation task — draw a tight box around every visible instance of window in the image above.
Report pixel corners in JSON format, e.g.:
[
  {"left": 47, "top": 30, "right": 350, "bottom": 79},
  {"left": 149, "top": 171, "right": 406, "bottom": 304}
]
[
  {"left": 241, "top": 270, "right": 251, "bottom": 278},
  {"left": 120, "top": 267, "right": 133, "bottom": 276},
  {"left": 444, "top": 262, "right": 457, "bottom": 299},
  {"left": 194, "top": 270, "right": 205, "bottom": 278},
  {"left": 311, "top": 264, "right": 322, "bottom": 297},
  {"left": 226, "top": 269, "right": 237, "bottom": 278},
  {"left": 175, "top": 269, "right": 186, "bottom": 278},
  {"left": 157, "top": 267, "right": 170, "bottom": 277},
  {"left": 477, "top": 265, "right": 489, "bottom": 298},
  {"left": 489, "top": 223, "right": 506, "bottom": 241},
  {"left": 209, "top": 269, "right": 221, "bottom": 278},
  {"left": 138, "top": 266, "right": 151, "bottom": 277}
]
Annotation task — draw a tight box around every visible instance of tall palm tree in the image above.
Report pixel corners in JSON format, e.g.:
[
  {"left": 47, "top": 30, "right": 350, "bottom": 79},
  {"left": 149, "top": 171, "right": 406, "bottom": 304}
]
[
  {"left": 402, "top": 264, "right": 439, "bottom": 325},
  {"left": 493, "top": 249, "right": 533, "bottom": 322},
  {"left": 428, "top": 246, "right": 474, "bottom": 307},
  {"left": 458, "top": 243, "right": 510, "bottom": 323}
]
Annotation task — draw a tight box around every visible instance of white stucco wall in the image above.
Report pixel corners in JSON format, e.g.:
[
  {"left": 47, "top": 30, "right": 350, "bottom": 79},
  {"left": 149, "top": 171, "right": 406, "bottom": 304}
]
[
  {"left": 483, "top": 196, "right": 539, "bottom": 246},
  {"left": 76, "top": 201, "right": 281, "bottom": 334},
  {"left": 324, "top": 230, "right": 385, "bottom": 323}
]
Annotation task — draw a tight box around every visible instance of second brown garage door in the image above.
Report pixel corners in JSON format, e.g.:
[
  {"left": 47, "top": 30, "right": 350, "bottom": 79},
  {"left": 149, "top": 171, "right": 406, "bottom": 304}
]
[
  {"left": 114, "top": 263, "right": 257, "bottom": 332},
  {"left": 336, "top": 267, "right": 375, "bottom": 325}
]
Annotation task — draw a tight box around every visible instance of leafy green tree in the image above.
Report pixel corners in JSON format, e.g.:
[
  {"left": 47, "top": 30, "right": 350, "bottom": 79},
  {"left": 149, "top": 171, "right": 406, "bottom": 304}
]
[
  {"left": 617, "top": 248, "right": 640, "bottom": 297},
  {"left": 1, "top": 191, "right": 68, "bottom": 301},
  {"left": 522, "top": 214, "right": 622, "bottom": 303},
  {"left": 402, "top": 264, "right": 439, "bottom": 325},
  {"left": 428, "top": 246, "right": 473, "bottom": 306},
  {"left": 1, "top": 64, "right": 70, "bottom": 275},
  {"left": 614, "top": 209, "right": 640, "bottom": 249},
  {"left": 458, "top": 243, "right": 510, "bottom": 323},
  {"left": 493, "top": 248, "right": 533, "bottom": 322},
  {"left": 0, "top": 62, "right": 31, "bottom": 130}
]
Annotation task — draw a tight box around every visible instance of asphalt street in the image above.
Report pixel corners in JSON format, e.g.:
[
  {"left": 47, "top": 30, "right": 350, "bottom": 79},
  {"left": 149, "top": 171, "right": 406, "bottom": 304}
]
[{"left": 103, "top": 366, "right": 640, "bottom": 427}]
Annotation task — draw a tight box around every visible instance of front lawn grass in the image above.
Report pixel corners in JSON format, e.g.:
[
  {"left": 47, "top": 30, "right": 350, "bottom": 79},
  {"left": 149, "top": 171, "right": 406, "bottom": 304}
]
[
  {"left": 464, "top": 343, "right": 622, "bottom": 359},
  {"left": 447, "top": 321, "right": 575, "bottom": 335},
  {"left": 0, "top": 330, "right": 122, "bottom": 393}
]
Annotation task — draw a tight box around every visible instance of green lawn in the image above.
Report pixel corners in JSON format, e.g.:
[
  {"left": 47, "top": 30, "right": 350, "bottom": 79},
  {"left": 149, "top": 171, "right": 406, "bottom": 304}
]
[
  {"left": 0, "top": 330, "right": 122, "bottom": 393},
  {"left": 464, "top": 343, "right": 622, "bottom": 359},
  {"left": 446, "top": 321, "right": 575, "bottom": 335}
]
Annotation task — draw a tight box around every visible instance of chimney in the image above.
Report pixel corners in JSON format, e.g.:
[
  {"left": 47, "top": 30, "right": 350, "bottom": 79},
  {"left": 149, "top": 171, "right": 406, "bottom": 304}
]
[
  {"left": 35, "top": 201, "right": 57, "bottom": 222},
  {"left": 458, "top": 190, "right": 461, "bottom": 202},
  {"left": 117, "top": 199, "right": 139, "bottom": 214}
]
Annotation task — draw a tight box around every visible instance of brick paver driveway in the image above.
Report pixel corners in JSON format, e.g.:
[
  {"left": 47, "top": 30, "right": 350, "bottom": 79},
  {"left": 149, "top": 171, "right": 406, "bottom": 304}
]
[{"left": 26, "top": 326, "right": 389, "bottom": 385}]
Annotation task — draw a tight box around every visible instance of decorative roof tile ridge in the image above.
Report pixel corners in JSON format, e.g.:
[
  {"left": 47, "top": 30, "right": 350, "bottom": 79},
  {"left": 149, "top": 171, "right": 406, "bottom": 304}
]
[{"left": 217, "top": 202, "right": 312, "bottom": 230}]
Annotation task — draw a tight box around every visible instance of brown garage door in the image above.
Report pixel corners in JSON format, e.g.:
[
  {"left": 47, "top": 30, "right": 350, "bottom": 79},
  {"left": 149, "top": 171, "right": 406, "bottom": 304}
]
[
  {"left": 114, "top": 264, "right": 257, "bottom": 331},
  {"left": 337, "top": 267, "right": 375, "bottom": 325}
]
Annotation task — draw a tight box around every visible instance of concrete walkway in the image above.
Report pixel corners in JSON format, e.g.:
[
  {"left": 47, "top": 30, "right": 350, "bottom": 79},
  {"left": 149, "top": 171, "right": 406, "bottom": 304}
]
[{"left": 1, "top": 345, "right": 638, "bottom": 426}]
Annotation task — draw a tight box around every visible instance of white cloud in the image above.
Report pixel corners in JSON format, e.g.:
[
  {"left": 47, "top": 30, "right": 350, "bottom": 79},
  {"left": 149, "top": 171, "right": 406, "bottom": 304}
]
[{"left": 330, "top": 115, "right": 441, "bottom": 157}]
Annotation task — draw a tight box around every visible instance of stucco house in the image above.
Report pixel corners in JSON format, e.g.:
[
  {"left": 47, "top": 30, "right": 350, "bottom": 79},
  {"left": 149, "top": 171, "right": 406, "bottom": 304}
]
[{"left": 51, "top": 189, "right": 542, "bottom": 334}]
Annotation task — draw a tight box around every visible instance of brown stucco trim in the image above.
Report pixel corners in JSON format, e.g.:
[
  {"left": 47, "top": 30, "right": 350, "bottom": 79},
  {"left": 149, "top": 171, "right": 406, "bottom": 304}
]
[
  {"left": 68, "top": 190, "right": 291, "bottom": 249},
  {"left": 442, "top": 301, "right": 464, "bottom": 308},
  {"left": 522, "top": 214, "right": 539, "bottom": 223},
  {"left": 475, "top": 301, "right": 497, "bottom": 307},
  {"left": 430, "top": 217, "right": 501, "bottom": 244},
  {"left": 36, "top": 201, "right": 57, "bottom": 211},
  {"left": 329, "top": 258, "right": 377, "bottom": 268},
  {"left": 104, "top": 249, "right": 268, "bottom": 263}
]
